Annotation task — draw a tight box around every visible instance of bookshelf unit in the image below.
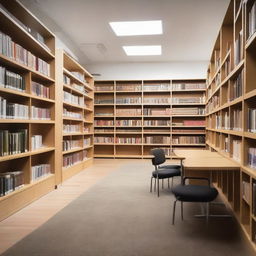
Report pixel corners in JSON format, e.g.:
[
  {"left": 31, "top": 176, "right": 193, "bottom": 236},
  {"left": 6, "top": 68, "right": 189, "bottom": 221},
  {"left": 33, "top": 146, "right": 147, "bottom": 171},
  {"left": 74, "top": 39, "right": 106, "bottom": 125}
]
[
  {"left": 94, "top": 79, "right": 206, "bottom": 159},
  {"left": 0, "top": 0, "right": 56, "bottom": 220},
  {"left": 56, "top": 50, "right": 94, "bottom": 182},
  {"left": 206, "top": 0, "right": 256, "bottom": 249}
]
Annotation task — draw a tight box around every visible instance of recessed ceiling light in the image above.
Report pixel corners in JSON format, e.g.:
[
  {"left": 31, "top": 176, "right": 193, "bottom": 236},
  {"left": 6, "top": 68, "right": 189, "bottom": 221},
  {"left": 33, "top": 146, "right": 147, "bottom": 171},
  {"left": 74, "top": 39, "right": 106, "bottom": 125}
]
[
  {"left": 123, "top": 45, "right": 162, "bottom": 56},
  {"left": 109, "top": 20, "right": 162, "bottom": 36}
]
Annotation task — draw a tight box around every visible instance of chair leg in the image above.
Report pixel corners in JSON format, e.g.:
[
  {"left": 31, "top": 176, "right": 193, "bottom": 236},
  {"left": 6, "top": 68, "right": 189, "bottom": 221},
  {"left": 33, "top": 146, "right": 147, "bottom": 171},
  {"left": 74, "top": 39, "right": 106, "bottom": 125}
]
[
  {"left": 150, "top": 177, "right": 153, "bottom": 192},
  {"left": 172, "top": 199, "right": 178, "bottom": 225},
  {"left": 162, "top": 179, "right": 164, "bottom": 189},
  {"left": 154, "top": 178, "right": 156, "bottom": 192},
  {"left": 157, "top": 178, "right": 160, "bottom": 197},
  {"left": 168, "top": 178, "right": 170, "bottom": 188},
  {"left": 171, "top": 177, "right": 174, "bottom": 187},
  {"left": 181, "top": 202, "right": 184, "bottom": 221},
  {"left": 206, "top": 202, "right": 209, "bottom": 224}
]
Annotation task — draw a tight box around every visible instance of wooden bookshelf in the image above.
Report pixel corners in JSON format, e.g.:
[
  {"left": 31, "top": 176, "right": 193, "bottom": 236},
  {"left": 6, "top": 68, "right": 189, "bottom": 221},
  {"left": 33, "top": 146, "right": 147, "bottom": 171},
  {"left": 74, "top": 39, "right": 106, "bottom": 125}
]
[
  {"left": 94, "top": 79, "right": 206, "bottom": 159},
  {"left": 55, "top": 50, "right": 94, "bottom": 183},
  {"left": 206, "top": 0, "right": 256, "bottom": 249},
  {"left": 0, "top": 0, "right": 56, "bottom": 221}
]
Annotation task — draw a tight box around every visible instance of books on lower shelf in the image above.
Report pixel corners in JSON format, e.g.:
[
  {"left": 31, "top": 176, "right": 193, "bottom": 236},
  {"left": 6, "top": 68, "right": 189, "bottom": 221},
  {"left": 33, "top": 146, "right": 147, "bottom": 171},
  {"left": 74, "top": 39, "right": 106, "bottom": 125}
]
[
  {"left": 31, "top": 106, "right": 51, "bottom": 120},
  {"left": 63, "top": 108, "right": 82, "bottom": 119},
  {"left": 116, "top": 84, "right": 141, "bottom": 91},
  {"left": 0, "top": 31, "right": 50, "bottom": 76},
  {"left": 63, "top": 150, "right": 88, "bottom": 168},
  {"left": 95, "top": 98, "right": 114, "bottom": 104},
  {"left": 63, "top": 139, "right": 80, "bottom": 151},
  {"left": 171, "top": 108, "right": 205, "bottom": 115},
  {"left": 248, "top": 108, "right": 256, "bottom": 133},
  {"left": 231, "top": 109, "right": 242, "bottom": 131},
  {"left": 171, "top": 97, "right": 205, "bottom": 104},
  {"left": 242, "top": 181, "right": 250, "bottom": 204},
  {"left": 63, "top": 74, "right": 71, "bottom": 85},
  {"left": 94, "top": 120, "right": 114, "bottom": 126},
  {"left": 172, "top": 136, "right": 205, "bottom": 144},
  {"left": 206, "top": 95, "right": 220, "bottom": 113},
  {"left": 116, "top": 97, "right": 141, "bottom": 104},
  {"left": 0, "top": 171, "right": 24, "bottom": 196},
  {"left": 116, "top": 108, "right": 142, "bottom": 116},
  {"left": 143, "top": 97, "right": 170, "bottom": 104},
  {"left": 0, "top": 96, "right": 29, "bottom": 119},
  {"left": 234, "top": 30, "right": 243, "bottom": 66},
  {"left": 172, "top": 83, "right": 206, "bottom": 91},
  {"left": 94, "top": 136, "right": 114, "bottom": 144},
  {"left": 144, "top": 136, "right": 170, "bottom": 144},
  {"left": 248, "top": 1, "right": 256, "bottom": 39},
  {"left": 0, "top": 66, "right": 25, "bottom": 92},
  {"left": 116, "top": 119, "right": 142, "bottom": 127},
  {"left": 31, "top": 81, "right": 50, "bottom": 99},
  {"left": 230, "top": 71, "right": 243, "bottom": 101},
  {"left": 143, "top": 108, "right": 170, "bottom": 116},
  {"left": 31, "top": 164, "right": 51, "bottom": 181},
  {"left": 248, "top": 147, "right": 256, "bottom": 169},
  {"left": 172, "top": 120, "right": 205, "bottom": 127},
  {"left": 95, "top": 84, "right": 114, "bottom": 91},
  {"left": 224, "top": 137, "right": 229, "bottom": 152},
  {"left": 63, "top": 124, "right": 81, "bottom": 133},
  {"left": 84, "top": 138, "right": 91, "bottom": 146},
  {"left": 143, "top": 83, "right": 170, "bottom": 91},
  {"left": 144, "top": 120, "right": 170, "bottom": 126},
  {"left": 31, "top": 135, "right": 43, "bottom": 151},
  {"left": 232, "top": 139, "right": 241, "bottom": 162},
  {"left": 63, "top": 91, "right": 84, "bottom": 106},
  {"left": 0, "top": 129, "right": 28, "bottom": 156},
  {"left": 116, "top": 137, "right": 142, "bottom": 144}
]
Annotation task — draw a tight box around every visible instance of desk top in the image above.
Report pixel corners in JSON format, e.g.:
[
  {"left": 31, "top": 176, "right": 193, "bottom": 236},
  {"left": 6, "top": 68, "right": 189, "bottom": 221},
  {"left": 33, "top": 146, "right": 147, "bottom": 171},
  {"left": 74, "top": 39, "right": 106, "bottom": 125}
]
[{"left": 174, "top": 149, "right": 240, "bottom": 170}]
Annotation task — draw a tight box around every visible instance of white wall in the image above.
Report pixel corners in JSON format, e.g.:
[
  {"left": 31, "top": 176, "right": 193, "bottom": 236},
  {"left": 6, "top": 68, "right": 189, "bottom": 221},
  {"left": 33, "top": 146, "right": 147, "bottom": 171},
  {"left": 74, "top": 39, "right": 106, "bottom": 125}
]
[{"left": 87, "top": 61, "right": 208, "bottom": 81}]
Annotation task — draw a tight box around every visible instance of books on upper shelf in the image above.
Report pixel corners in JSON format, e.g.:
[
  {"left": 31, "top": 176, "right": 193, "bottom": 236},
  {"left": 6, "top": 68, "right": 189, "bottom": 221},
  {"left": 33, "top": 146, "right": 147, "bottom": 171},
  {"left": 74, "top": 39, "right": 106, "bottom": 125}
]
[
  {"left": 116, "top": 108, "right": 142, "bottom": 116},
  {"left": 248, "top": 147, "right": 256, "bottom": 169},
  {"left": 171, "top": 96, "right": 205, "bottom": 104},
  {"left": 206, "top": 95, "right": 220, "bottom": 113},
  {"left": 116, "top": 119, "right": 142, "bottom": 127},
  {"left": 94, "top": 120, "right": 114, "bottom": 126},
  {"left": 0, "top": 66, "right": 25, "bottom": 91},
  {"left": 248, "top": 108, "right": 256, "bottom": 133},
  {"left": 242, "top": 181, "right": 250, "bottom": 204},
  {"left": 0, "top": 171, "right": 24, "bottom": 196},
  {"left": 143, "top": 97, "right": 170, "bottom": 104},
  {"left": 116, "top": 84, "right": 141, "bottom": 91},
  {"left": 0, "top": 129, "right": 28, "bottom": 156},
  {"left": 63, "top": 74, "right": 71, "bottom": 85},
  {"left": 215, "top": 72, "right": 221, "bottom": 87},
  {"left": 230, "top": 71, "right": 243, "bottom": 101},
  {"left": 232, "top": 139, "right": 241, "bottom": 162},
  {"left": 84, "top": 138, "right": 91, "bottom": 146},
  {"left": 253, "top": 182, "right": 256, "bottom": 216},
  {"left": 116, "top": 97, "right": 141, "bottom": 104},
  {"left": 171, "top": 107, "right": 205, "bottom": 115},
  {"left": 144, "top": 120, "right": 170, "bottom": 126},
  {"left": 95, "top": 98, "right": 114, "bottom": 104},
  {"left": 222, "top": 112, "right": 230, "bottom": 130},
  {"left": 172, "top": 83, "right": 206, "bottom": 91},
  {"left": 63, "top": 124, "right": 80, "bottom": 133},
  {"left": 31, "top": 135, "right": 43, "bottom": 151},
  {"left": 63, "top": 150, "right": 87, "bottom": 168},
  {"left": 31, "top": 106, "right": 51, "bottom": 120},
  {"left": 144, "top": 136, "right": 170, "bottom": 144},
  {"left": 171, "top": 120, "right": 205, "bottom": 127},
  {"left": 31, "top": 164, "right": 51, "bottom": 182},
  {"left": 224, "top": 136, "right": 229, "bottom": 152},
  {"left": 172, "top": 136, "right": 205, "bottom": 144},
  {"left": 248, "top": 1, "right": 256, "bottom": 39},
  {"left": 223, "top": 57, "right": 231, "bottom": 78},
  {"left": 63, "top": 108, "right": 82, "bottom": 119},
  {"left": 234, "top": 30, "right": 243, "bottom": 66},
  {"left": 143, "top": 83, "right": 170, "bottom": 91},
  {"left": 231, "top": 109, "right": 242, "bottom": 131},
  {"left": 31, "top": 81, "right": 50, "bottom": 99},
  {"left": 0, "top": 31, "right": 50, "bottom": 76},
  {"left": 63, "top": 139, "right": 80, "bottom": 151},
  {"left": 70, "top": 71, "right": 85, "bottom": 83},
  {"left": 0, "top": 96, "right": 29, "bottom": 119},
  {"left": 95, "top": 84, "right": 114, "bottom": 91},
  {"left": 63, "top": 91, "right": 83, "bottom": 106},
  {"left": 94, "top": 136, "right": 114, "bottom": 144},
  {"left": 116, "top": 137, "right": 142, "bottom": 144},
  {"left": 143, "top": 108, "right": 170, "bottom": 116}
]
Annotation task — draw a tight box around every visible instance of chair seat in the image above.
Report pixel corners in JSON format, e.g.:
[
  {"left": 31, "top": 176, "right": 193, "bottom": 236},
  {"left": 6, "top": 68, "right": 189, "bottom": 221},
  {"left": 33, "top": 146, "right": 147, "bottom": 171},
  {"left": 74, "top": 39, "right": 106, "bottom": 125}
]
[
  {"left": 172, "top": 184, "right": 218, "bottom": 202},
  {"left": 159, "top": 164, "right": 181, "bottom": 169},
  {"left": 152, "top": 169, "right": 181, "bottom": 179}
]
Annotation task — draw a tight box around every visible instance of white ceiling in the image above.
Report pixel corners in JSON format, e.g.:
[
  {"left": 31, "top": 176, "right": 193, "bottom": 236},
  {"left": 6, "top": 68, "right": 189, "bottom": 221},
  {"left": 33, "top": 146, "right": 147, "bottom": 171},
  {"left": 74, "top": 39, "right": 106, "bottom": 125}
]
[{"left": 21, "top": 0, "right": 230, "bottom": 64}]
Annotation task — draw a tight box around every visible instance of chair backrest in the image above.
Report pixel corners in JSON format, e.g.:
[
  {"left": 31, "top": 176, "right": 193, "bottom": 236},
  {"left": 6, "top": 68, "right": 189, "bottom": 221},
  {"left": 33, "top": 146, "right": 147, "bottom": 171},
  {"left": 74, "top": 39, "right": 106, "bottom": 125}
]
[{"left": 151, "top": 148, "right": 166, "bottom": 166}]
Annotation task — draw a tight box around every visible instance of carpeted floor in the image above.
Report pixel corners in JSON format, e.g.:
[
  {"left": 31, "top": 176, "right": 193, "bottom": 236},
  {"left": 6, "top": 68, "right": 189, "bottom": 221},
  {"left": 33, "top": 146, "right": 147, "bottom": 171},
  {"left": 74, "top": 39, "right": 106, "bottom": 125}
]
[{"left": 2, "top": 161, "right": 255, "bottom": 256}]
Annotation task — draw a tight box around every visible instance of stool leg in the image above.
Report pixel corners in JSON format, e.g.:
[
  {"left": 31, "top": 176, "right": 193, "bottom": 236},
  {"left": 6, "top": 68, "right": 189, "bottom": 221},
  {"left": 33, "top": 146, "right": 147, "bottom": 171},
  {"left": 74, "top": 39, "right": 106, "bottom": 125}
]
[
  {"left": 150, "top": 177, "right": 153, "bottom": 192},
  {"left": 181, "top": 202, "right": 184, "bottom": 221},
  {"left": 172, "top": 199, "right": 177, "bottom": 225}
]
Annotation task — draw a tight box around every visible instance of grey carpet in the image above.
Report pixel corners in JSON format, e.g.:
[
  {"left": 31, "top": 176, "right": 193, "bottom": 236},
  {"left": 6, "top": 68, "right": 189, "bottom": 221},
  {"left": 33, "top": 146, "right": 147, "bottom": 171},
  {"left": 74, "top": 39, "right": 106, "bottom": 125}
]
[{"left": 2, "top": 161, "right": 255, "bottom": 256}]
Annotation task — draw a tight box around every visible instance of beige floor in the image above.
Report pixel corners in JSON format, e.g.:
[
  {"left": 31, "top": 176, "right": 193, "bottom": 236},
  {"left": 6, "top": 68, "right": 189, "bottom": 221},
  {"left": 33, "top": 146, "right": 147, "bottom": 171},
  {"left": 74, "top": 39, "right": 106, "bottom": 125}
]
[{"left": 0, "top": 159, "right": 133, "bottom": 254}]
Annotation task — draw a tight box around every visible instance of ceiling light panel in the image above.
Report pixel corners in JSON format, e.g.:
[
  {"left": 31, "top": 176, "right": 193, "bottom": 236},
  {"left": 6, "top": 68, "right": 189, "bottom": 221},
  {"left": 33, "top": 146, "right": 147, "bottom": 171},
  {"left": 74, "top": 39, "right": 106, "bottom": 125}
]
[
  {"left": 109, "top": 20, "right": 162, "bottom": 36},
  {"left": 123, "top": 45, "right": 162, "bottom": 56}
]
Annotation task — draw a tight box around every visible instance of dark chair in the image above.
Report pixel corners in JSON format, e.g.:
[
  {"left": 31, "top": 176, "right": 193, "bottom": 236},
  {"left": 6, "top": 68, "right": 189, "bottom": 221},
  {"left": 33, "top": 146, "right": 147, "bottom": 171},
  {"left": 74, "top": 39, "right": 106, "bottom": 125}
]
[
  {"left": 171, "top": 176, "right": 218, "bottom": 224},
  {"left": 150, "top": 148, "right": 181, "bottom": 197}
]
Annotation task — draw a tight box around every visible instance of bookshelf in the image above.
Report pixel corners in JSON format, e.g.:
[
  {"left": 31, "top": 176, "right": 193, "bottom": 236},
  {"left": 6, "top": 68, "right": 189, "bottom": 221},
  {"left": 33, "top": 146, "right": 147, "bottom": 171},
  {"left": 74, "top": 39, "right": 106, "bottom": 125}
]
[
  {"left": 206, "top": 0, "right": 256, "bottom": 249},
  {"left": 0, "top": 0, "right": 56, "bottom": 220},
  {"left": 94, "top": 79, "right": 206, "bottom": 159},
  {"left": 56, "top": 50, "right": 94, "bottom": 182}
]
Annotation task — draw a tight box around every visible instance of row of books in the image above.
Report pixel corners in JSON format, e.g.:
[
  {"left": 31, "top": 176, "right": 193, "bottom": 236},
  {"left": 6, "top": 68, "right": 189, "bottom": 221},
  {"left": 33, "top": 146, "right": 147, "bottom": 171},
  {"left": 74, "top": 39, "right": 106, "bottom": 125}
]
[
  {"left": 31, "top": 81, "right": 50, "bottom": 99},
  {"left": 248, "top": 1, "right": 256, "bottom": 39},
  {"left": 215, "top": 72, "right": 221, "bottom": 87},
  {"left": 144, "top": 120, "right": 169, "bottom": 126},
  {"left": 223, "top": 136, "right": 229, "bottom": 153},
  {"left": 63, "top": 139, "right": 80, "bottom": 151},
  {"left": 63, "top": 91, "right": 83, "bottom": 106},
  {"left": 172, "top": 83, "right": 206, "bottom": 91},
  {"left": 0, "top": 66, "right": 25, "bottom": 92},
  {"left": 248, "top": 108, "right": 256, "bottom": 133},
  {"left": 31, "top": 135, "right": 43, "bottom": 151},
  {"left": 171, "top": 97, "right": 205, "bottom": 104},
  {"left": 0, "top": 171, "right": 24, "bottom": 196},
  {"left": 94, "top": 137, "right": 114, "bottom": 143},
  {"left": 63, "top": 124, "right": 81, "bottom": 133},
  {"left": 94, "top": 128, "right": 114, "bottom": 133},
  {"left": 95, "top": 98, "right": 114, "bottom": 104},
  {"left": 172, "top": 129, "right": 205, "bottom": 134},
  {"left": 116, "top": 108, "right": 142, "bottom": 116},
  {"left": 234, "top": 30, "right": 243, "bottom": 66},
  {"left": 143, "top": 108, "right": 170, "bottom": 116},
  {"left": 206, "top": 95, "right": 220, "bottom": 113},
  {"left": 223, "top": 56, "right": 231, "bottom": 79},
  {"left": 0, "top": 129, "right": 28, "bottom": 156},
  {"left": 172, "top": 136, "right": 205, "bottom": 144},
  {"left": 70, "top": 71, "right": 85, "bottom": 83},
  {"left": 230, "top": 71, "right": 243, "bottom": 101},
  {"left": 248, "top": 147, "right": 256, "bottom": 169},
  {"left": 115, "top": 137, "right": 142, "bottom": 144},
  {"left": 0, "top": 31, "right": 50, "bottom": 76},
  {"left": 215, "top": 112, "right": 230, "bottom": 130},
  {"left": 144, "top": 136, "right": 170, "bottom": 144},
  {"left": 232, "top": 139, "right": 241, "bottom": 162},
  {"left": 116, "top": 97, "right": 142, "bottom": 104},
  {"left": 116, "top": 120, "right": 142, "bottom": 126},
  {"left": 230, "top": 109, "right": 242, "bottom": 131},
  {"left": 172, "top": 120, "right": 206, "bottom": 126},
  {"left": 170, "top": 108, "right": 205, "bottom": 115},
  {"left": 63, "top": 150, "right": 88, "bottom": 168},
  {"left": 63, "top": 108, "right": 82, "bottom": 119},
  {"left": 63, "top": 74, "right": 71, "bottom": 85},
  {"left": 143, "top": 98, "right": 170, "bottom": 104},
  {"left": 242, "top": 181, "right": 250, "bottom": 204},
  {"left": 94, "top": 120, "right": 114, "bottom": 126},
  {"left": 116, "top": 84, "right": 141, "bottom": 91},
  {"left": 31, "top": 106, "right": 51, "bottom": 120},
  {"left": 31, "top": 164, "right": 51, "bottom": 182},
  {"left": 95, "top": 85, "right": 114, "bottom": 91},
  {"left": 0, "top": 96, "right": 29, "bottom": 119},
  {"left": 84, "top": 138, "right": 91, "bottom": 146},
  {"left": 143, "top": 84, "right": 170, "bottom": 91}
]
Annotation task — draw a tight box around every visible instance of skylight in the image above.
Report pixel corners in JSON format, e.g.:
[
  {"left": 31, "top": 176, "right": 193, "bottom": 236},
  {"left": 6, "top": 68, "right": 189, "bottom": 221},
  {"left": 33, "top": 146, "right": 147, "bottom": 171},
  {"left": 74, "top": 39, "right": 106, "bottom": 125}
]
[
  {"left": 109, "top": 20, "right": 162, "bottom": 36},
  {"left": 123, "top": 45, "right": 162, "bottom": 56}
]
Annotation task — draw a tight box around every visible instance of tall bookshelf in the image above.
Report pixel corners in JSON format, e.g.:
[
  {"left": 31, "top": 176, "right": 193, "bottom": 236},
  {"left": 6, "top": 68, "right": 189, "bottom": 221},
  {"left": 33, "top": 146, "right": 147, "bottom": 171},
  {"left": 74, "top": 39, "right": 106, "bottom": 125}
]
[
  {"left": 94, "top": 79, "right": 206, "bottom": 159},
  {"left": 206, "top": 0, "right": 256, "bottom": 249},
  {"left": 0, "top": 0, "right": 56, "bottom": 220},
  {"left": 56, "top": 50, "right": 94, "bottom": 182}
]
